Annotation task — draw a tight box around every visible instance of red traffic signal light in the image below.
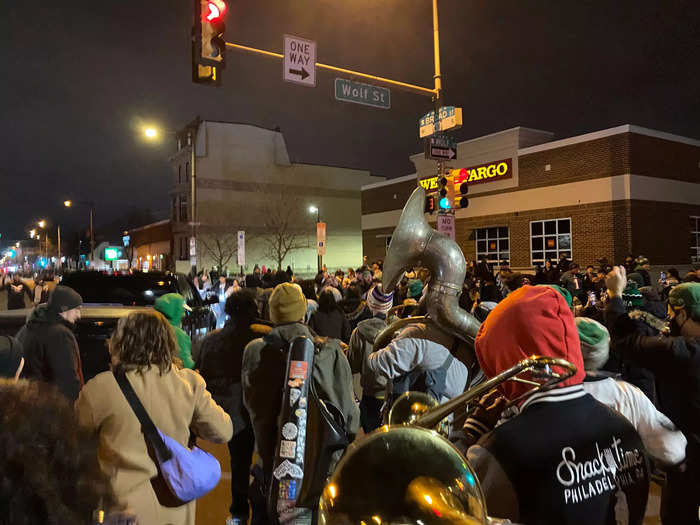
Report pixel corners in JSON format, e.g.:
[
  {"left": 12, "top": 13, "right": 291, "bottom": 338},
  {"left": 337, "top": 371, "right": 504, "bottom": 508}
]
[
  {"left": 205, "top": 1, "right": 226, "bottom": 21},
  {"left": 192, "top": 0, "right": 227, "bottom": 85}
]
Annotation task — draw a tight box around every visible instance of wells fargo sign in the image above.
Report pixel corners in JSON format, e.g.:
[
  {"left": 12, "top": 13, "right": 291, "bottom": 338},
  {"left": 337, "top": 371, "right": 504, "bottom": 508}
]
[
  {"left": 453, "top": 158, "right": 513, "bottom": 187},
  {"left": 419, "top": 158, "right": 513, "bottom": 193}
]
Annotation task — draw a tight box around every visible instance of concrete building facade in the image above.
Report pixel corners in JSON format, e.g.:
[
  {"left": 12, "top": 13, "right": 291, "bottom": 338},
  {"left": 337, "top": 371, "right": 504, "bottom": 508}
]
[
  {"left": 362, "top": 125, "right": 700, "bottom": 270},
  {"left": 170, "top": 120, "right": 381, "bottom": 276}
]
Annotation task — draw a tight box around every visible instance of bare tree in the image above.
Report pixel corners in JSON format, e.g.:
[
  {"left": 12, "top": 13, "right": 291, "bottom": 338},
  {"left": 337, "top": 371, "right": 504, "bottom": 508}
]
[
  {"left": 198, "top": 231, "right": 239, "bottom": 272},
  {"left": 260, "top": 192, "right": 312, "bottom": 271}
]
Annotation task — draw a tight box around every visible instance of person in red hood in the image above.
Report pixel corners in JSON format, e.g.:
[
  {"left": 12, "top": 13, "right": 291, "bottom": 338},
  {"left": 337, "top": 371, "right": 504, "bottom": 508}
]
[{"left": 461, "top": 285, "right": 650, "bottom": 525}]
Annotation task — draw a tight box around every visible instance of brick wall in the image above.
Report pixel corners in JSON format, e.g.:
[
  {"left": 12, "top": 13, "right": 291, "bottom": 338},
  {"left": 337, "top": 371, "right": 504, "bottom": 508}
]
[
  {"left": 630, "top": 134, "right": 700, "bottom": 183},
  {"left": 630, "top": 200, "right": 700, "bottom": 265},
  {"left": 362, "top": 178, "right": 417, "bottom": 215},
  {"left": 362, "top": 132, "right": 700, "bottom": 214},
  {"left": 366, "top": 199, "right": 700, "bottom": 269}
]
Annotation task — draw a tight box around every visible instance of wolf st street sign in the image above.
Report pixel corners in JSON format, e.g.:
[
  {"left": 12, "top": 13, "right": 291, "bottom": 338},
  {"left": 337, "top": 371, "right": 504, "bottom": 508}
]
[
  {"left": 283, "top": 35, "right": 316, "bottom": 87},
  {"left": 334, "top": 78, "right": 390, "bottom": 109}
]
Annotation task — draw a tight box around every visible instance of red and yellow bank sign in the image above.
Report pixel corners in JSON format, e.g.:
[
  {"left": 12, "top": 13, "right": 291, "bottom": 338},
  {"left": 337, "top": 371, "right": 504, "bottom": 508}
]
[
  {"left": 420, "top": 158, "right": 513, "bottom": 192},
  {"left": 453, "top": 158, "right": 513, "bottom": 186}
]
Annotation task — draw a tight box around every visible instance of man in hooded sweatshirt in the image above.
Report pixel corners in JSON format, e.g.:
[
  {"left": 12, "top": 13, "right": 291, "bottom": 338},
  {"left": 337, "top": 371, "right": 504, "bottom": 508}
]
[
  {"left": 463, "top": 285, "right": 650, "bottom": 525},
  {"left": 17, "top": 285, "right": 84, "bottom": 401},
  {"left": 154, "top": 293, "right": 195, "bottom": 369}
]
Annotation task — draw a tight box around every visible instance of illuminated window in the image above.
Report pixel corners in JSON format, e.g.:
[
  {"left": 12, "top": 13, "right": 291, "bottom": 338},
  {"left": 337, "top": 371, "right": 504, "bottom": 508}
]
[
  {"left": 475, "top": 227, "right": 509, "bottom": 264},
  {"left": 691, "top": 216, "right": 700, "bottom": 263},
  {"left": 530, "top": 218, "right": 571, "bottom": 265}
]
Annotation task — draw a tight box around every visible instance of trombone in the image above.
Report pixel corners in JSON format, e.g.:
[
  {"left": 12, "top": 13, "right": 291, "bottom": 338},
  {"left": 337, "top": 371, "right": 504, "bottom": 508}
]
[{"left": 390, "top": 355, "right": 578, "bottom": 429}]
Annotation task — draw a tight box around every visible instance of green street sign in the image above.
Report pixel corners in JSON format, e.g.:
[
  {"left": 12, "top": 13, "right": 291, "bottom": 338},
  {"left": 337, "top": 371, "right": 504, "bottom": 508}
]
[{"left": 334, "top": 78, "right": 390, "bottom": 109}]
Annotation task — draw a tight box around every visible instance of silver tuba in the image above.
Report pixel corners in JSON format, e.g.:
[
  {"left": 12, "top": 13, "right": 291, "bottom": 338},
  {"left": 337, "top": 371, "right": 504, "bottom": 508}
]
[{"left": 377, "top": 185, "right": 481, "bottom": 350}]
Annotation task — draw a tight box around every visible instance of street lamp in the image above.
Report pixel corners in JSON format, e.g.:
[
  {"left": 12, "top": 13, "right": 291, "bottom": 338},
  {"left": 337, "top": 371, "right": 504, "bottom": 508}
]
[
  {"left": 64, "top": 199, "right": 95, "bottom": 266},
  {"left": 144, "top": 127, "right": 158, "bottom": 139},
  {"left": 309, "top": 205, "right": 322, "bottom": 273}
]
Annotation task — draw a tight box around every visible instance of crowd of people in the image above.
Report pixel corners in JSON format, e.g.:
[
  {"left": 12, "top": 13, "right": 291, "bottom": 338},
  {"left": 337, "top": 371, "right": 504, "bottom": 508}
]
[{"left": 0, "top": 250, "right": 699, "bottom": 525}]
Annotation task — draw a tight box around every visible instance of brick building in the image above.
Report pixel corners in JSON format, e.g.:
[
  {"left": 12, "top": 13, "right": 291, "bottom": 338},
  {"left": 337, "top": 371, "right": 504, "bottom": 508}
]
[{"left": 362, "top": 125, "right": 700, "bottom": 270}]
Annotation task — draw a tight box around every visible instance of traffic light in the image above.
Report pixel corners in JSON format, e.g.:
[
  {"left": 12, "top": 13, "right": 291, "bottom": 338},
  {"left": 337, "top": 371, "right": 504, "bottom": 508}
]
[
  {"left": 424, "top": 194, "right": 436, "bottom": 214},
  {"left": 438, "top": 168, "right": 454, "bottom": 210},
  {"left": 456, "top": 168, "right": 469, "bottom": 208},
  {"left": 192, "top": 0, "right": 227, "bottom": 85}
]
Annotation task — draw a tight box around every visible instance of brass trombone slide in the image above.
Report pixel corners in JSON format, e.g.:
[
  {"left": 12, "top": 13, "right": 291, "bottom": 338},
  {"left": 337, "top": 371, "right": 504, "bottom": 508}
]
[{"left": 411, "top": 355, "right": 578, "bottom": 429}]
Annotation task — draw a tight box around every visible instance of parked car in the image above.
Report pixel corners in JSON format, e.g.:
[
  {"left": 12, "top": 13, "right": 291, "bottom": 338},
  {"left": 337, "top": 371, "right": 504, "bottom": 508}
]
[{"left": 0, "top": 271, "right": 217, "bottom": 381}]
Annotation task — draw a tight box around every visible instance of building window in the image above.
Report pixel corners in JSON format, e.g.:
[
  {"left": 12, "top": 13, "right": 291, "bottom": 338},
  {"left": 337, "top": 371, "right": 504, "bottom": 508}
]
[
  {"left": 691, "top": 216, "right": 700, "bottom": 263},
  {"left": 171, "top": 197, "right": 177, "bottom": 221},
  {"left": 178, "top": 165, "right": 182, "bottom": 184},
  {"left": 179, "top": 195, "right": 188, "bottom": 222},
  {"left": 185, "top": 162, "right": 190, "bottom": 183},
  {"left": 530, "top": 218, "right": 571, "bottom": 265},
  {"left": 476, "top": 227, "right": 509, "bottom": 264},
  {"left": 179, "top": 237, "right": 188, "bottom": 260}
]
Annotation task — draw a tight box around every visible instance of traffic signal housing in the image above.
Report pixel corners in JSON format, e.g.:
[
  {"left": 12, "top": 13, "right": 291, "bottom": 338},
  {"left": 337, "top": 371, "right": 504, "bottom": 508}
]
[
  {"left": 192, "top": 0, "right": 227, "bottom": 85},
  {"left": 455, "top": 168, "right": 469, "bottom": 208},
  {"left": 438, "top": 168, "right": 454, "bottom": 210}
]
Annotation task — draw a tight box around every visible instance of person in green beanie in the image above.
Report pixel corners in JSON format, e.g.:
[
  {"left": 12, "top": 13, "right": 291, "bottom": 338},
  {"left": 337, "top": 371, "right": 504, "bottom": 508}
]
[
  {"left": 154, "top": 293, "right": 195, "bottom": 369},
  {"left": 606, "top": 267, "right": 700, "bottom": 523},
  {"left": 406, "top": 279, "right": 424, "bottom": 300}
]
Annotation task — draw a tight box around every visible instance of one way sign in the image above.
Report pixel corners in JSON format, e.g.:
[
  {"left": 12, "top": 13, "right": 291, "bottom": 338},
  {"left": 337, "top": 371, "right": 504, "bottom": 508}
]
[
  {"left": 425, "top": 133, "right": 457, "bottom": 161},
  {"left": 283, "top": 35, "right": 316, "bottom": 87}
]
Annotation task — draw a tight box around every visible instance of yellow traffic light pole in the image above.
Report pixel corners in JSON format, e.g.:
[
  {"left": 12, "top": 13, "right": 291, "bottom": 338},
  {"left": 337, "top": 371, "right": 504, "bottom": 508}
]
[{"left": 225, "top": 0, "right": 443, "bottom": 100}]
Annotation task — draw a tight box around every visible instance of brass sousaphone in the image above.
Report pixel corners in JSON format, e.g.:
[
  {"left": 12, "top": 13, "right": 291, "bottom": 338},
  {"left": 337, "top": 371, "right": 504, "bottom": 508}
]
[{"left": 374, "top": 185, "right": 481, "bottom": 352}]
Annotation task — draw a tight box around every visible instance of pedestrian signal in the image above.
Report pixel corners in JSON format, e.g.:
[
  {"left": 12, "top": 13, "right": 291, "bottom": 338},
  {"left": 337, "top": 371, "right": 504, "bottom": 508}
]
[{"left": 424, "top": 195, "right": 436, "bottom": 214}]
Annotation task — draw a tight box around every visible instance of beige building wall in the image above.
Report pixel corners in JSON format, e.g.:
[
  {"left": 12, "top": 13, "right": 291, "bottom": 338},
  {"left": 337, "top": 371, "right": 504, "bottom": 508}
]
[{"left": 171, "top": 121, "right": 381, "bottom": 275}]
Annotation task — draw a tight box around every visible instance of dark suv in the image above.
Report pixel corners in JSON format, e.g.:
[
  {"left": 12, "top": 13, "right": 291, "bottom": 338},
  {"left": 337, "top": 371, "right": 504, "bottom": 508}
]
[{"left": 0, "top": 271, "right": 217, "bottom": 381}]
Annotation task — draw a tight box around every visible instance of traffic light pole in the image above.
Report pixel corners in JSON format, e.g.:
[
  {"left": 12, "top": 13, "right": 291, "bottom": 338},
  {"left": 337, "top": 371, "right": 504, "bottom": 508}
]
[{"left": 431, "top": 0, "right": 445, "bottom": 191}]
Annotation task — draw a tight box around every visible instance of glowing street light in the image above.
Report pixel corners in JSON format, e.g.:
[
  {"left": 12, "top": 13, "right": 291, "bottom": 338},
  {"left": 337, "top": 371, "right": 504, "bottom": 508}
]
[
  {"left": 64, "top": 200, "right": 72, "bottom": 207},
  {"left": 38, "top": 220, "right": 46, "bottom": 228},
  {"left": 144, "top": 127, "right": 158, "bottom": 139},
  {"left": 29, "top": 229, "right": 36, "bottom": 238}
]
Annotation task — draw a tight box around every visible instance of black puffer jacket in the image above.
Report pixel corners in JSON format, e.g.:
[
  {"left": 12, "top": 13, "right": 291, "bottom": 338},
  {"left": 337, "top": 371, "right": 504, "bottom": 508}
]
[
  {"left": 196, "top": 318, "right": 272, "bottom": 434},
  {"left": 16, "top": 304, "right": 84, "bottom": 401}
]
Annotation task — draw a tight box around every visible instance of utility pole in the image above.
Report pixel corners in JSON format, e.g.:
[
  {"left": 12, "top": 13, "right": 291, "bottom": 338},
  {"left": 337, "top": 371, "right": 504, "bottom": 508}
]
[{"left": 57, "top": 225, "right": 61, "bottom": 271}]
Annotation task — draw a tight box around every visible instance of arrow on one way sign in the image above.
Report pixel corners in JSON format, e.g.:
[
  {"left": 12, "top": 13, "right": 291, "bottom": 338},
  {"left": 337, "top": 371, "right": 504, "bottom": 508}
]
[{"left": 288, "top": 67, "right": 310, "bottom": 80}]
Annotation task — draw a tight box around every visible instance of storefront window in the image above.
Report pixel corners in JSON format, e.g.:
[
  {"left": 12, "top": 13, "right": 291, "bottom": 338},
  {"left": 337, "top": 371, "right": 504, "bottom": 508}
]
[
  {"left": 691, "top": 216, "right": 700, "bottom": 263},
  {"left": 530, "top": 218, "right": 571, "bottom": 265},
  {"left": 476, "top": 226, "right": 509, "bottom": 264}
]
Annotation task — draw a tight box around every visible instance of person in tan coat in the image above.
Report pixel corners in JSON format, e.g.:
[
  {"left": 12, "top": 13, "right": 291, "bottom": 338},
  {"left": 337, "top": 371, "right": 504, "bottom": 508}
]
[{"left": 75, "top": 311, "right": 233, "bottom": 525}]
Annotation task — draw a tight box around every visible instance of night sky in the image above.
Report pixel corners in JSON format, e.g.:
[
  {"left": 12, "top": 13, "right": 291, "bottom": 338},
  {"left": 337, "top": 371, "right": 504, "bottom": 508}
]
[{"left": 1, "top": 0, "right": 699, "bottom": 242}]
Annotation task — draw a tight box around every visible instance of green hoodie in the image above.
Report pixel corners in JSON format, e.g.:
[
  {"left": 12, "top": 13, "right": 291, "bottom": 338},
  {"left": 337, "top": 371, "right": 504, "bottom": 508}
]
[{"left": 154, "top": 293, "right": 195, "bottom": 369}]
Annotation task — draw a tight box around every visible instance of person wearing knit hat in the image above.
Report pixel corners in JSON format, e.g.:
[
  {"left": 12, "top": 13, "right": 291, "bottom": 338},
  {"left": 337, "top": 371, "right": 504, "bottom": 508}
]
[
  {"left": 347, "top": 284, "right": 395, "bottom": 432},
  {"left": 16, "top": 285, "right": 85, "bottom": 401},
  {"left": 242, "top": 282, "right": 360, "bottom": 513},
  {"left": 365, "top": 284, "right": 394, "bottom": 316},
  {"left": 462, "top": 285, "right": 650, "bottom": 524},
  {"left": 537, "top": 283, "right": 572, "bottom": 307},
  {"left": 575, "top": 316, "right": 687, "bottom": 467}
]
